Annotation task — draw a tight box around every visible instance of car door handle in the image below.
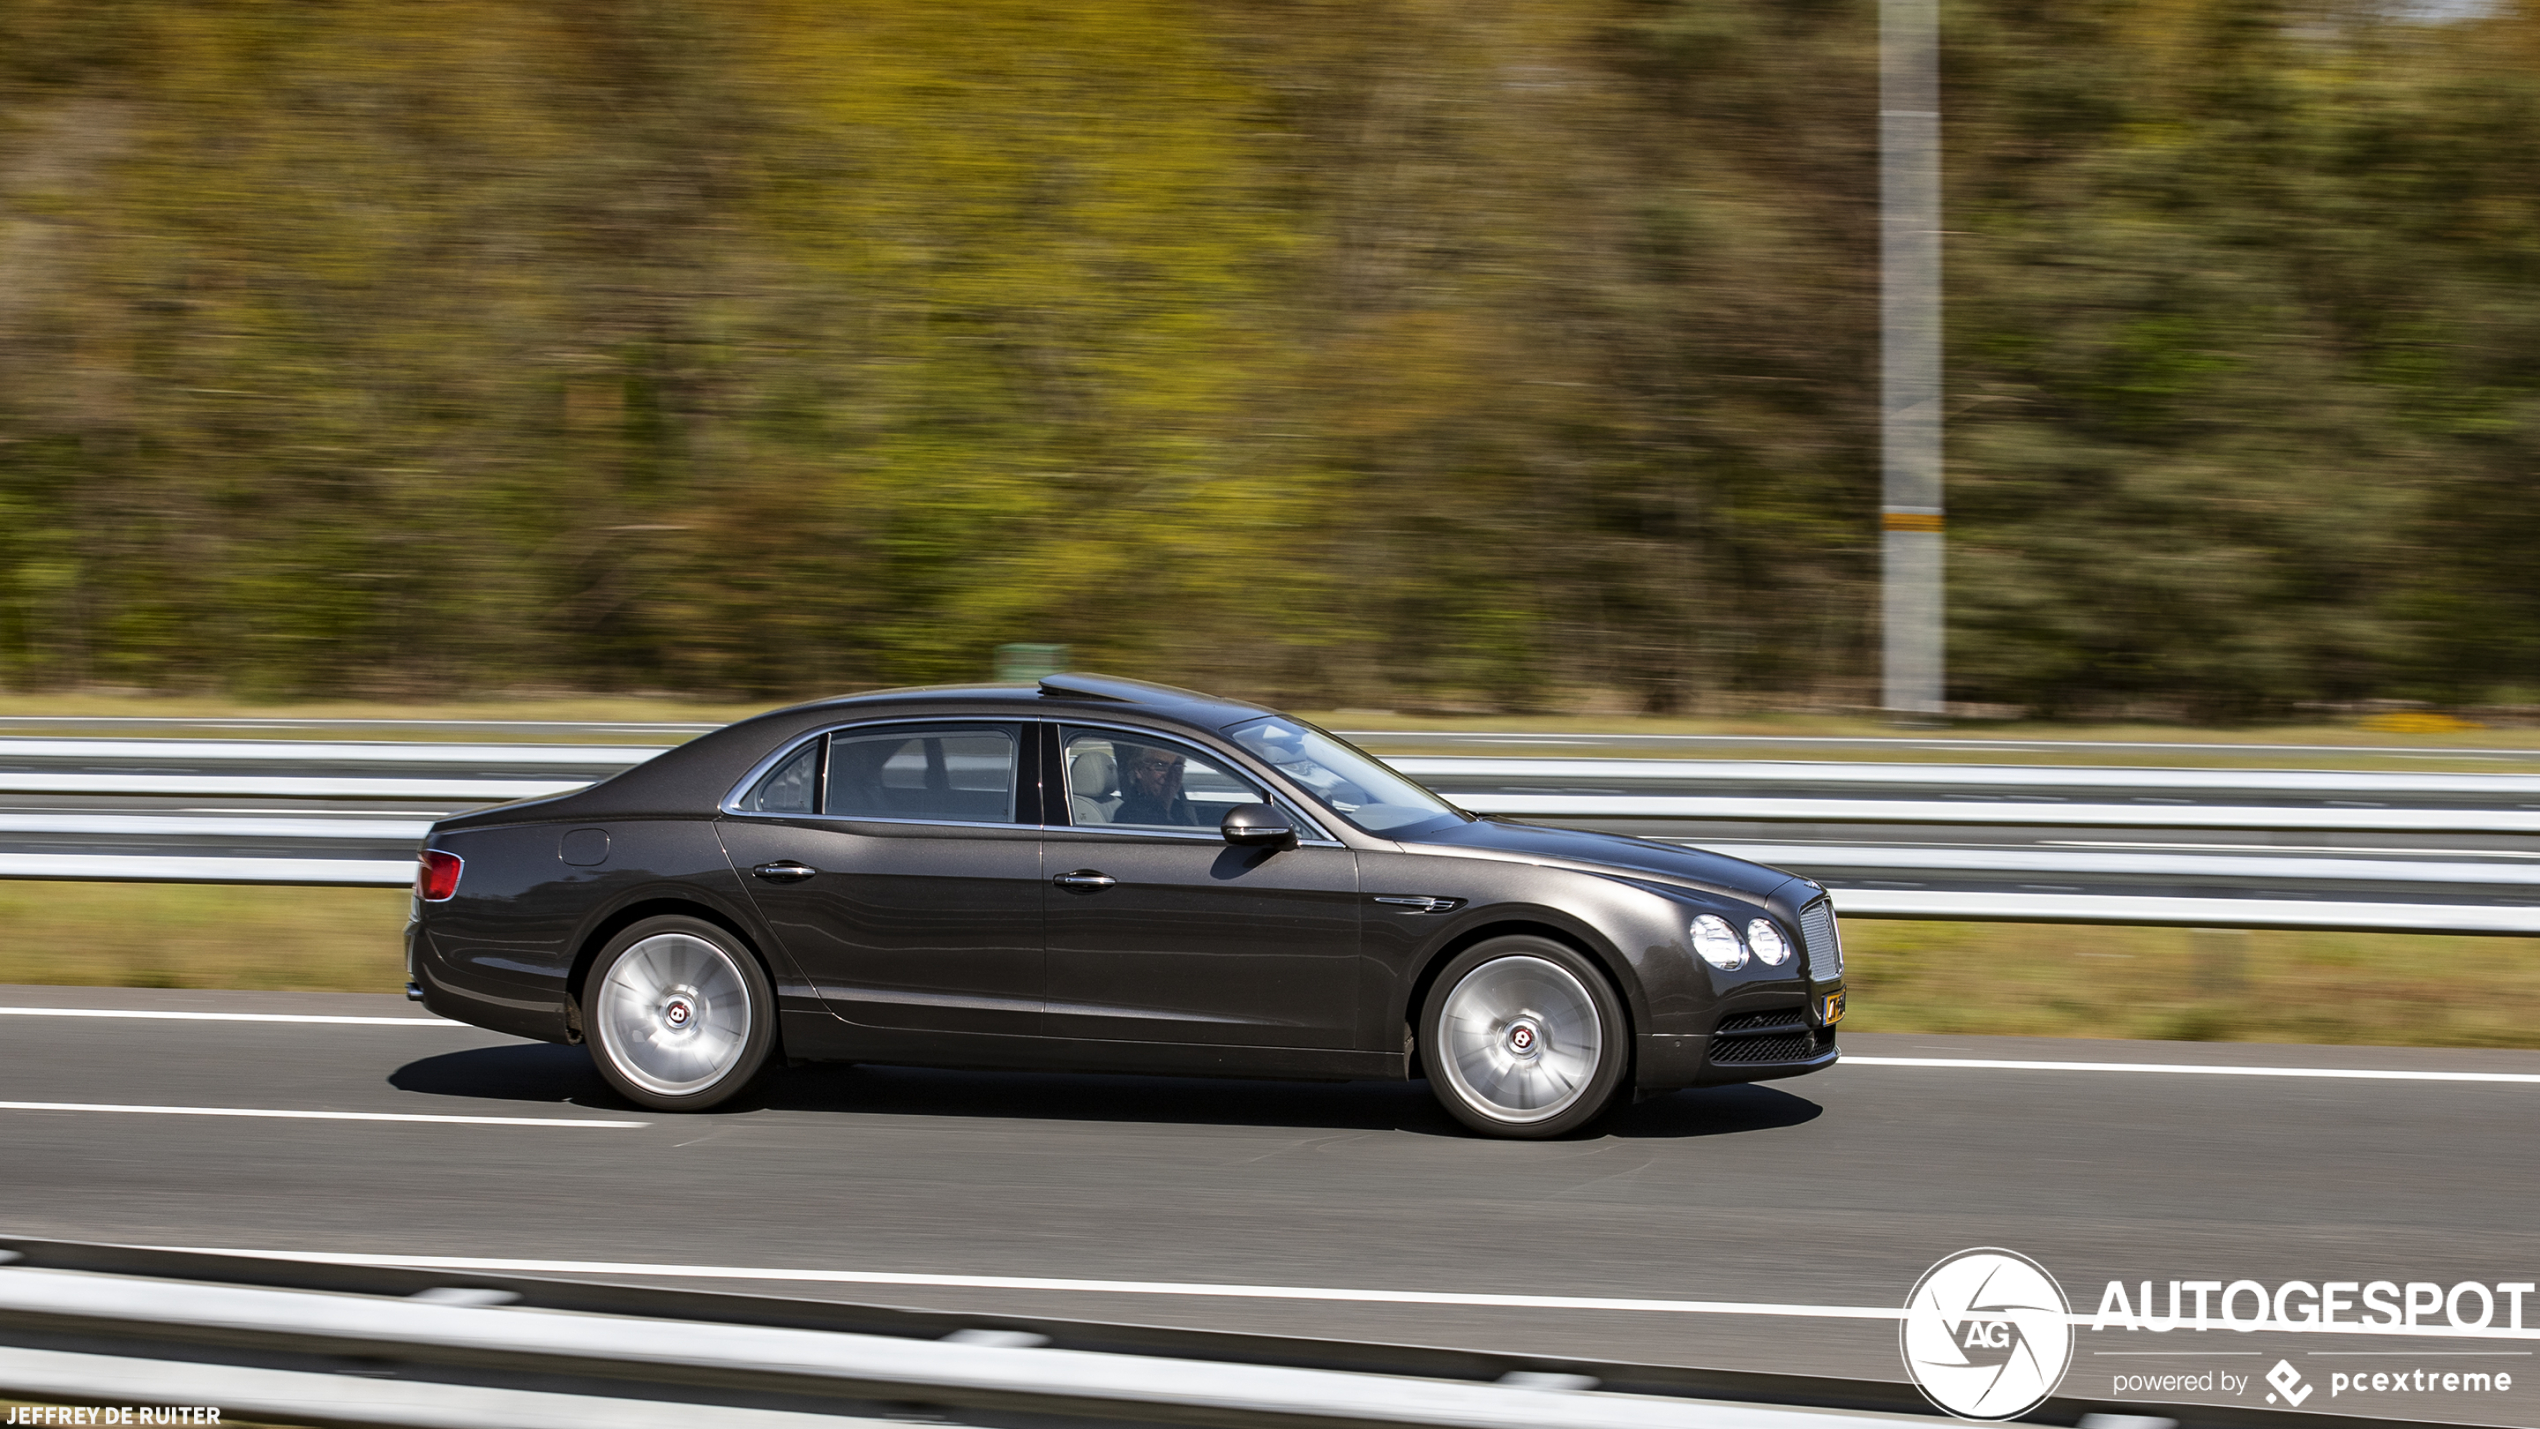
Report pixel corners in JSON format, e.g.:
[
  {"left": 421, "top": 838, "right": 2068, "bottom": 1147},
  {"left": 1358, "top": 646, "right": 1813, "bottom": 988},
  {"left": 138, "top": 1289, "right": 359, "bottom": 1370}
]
[
  {"left": 1053, "top": 871, "right": 1117, "bottom": 890},
  {"left": 752, "top": 861, "right": 818, "bottom": 883}
]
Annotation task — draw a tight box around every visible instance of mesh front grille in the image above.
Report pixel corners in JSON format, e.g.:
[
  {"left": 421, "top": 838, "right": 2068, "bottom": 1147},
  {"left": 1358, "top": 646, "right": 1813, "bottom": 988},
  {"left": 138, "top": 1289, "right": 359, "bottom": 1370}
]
[
  {"left": 1800, "top": 898, "right": 1843, "bottom": 980},
  {"left": 1716, "top": 1009, "right": 1807, "bottom": 1035},
  {"left": 1710, "top": 1029, "right": 1829, "bottom": 1064}
]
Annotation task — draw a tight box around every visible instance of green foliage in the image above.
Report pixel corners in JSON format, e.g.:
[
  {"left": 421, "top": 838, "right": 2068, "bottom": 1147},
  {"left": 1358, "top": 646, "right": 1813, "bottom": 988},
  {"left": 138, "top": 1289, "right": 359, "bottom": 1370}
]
[
  {"left": 1948, "top": 0, "right": 2540, "bottom": 715},
  {"left": 0, "top": 0, "right": 2536, "bottom": 709}
]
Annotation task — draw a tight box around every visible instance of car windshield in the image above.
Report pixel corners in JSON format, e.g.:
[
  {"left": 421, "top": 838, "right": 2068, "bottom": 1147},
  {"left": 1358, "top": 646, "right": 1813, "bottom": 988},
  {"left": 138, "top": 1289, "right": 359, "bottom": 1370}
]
[{"left": 1225, "top": 717, "right": 1466, "bottom": 836}]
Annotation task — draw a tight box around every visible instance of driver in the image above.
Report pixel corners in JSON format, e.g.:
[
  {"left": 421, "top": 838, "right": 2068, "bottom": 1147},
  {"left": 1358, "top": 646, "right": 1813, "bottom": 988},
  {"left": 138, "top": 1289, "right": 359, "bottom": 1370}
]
[{"left": 1112, "top": 742, "right": 1202, "bottom": 826}]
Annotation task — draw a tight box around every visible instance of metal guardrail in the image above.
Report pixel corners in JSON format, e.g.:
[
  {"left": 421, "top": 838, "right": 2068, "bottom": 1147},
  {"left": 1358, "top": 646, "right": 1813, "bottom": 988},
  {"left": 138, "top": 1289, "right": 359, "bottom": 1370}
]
[
  {"left": 0, "top": 1242, "right": 1942, "bottom": 1429},
  {"left": 5, "top": 1272, "right": 1923, "bottom": 1429},
  {"left": 1394, "top": 756, "right": 2540, "bottom": 796},
  {"left": 0, "top": 1236, "right": 2415, "bottom": 1429},
  {"left": 0, "top": 853, "right": 419, "bottom": 884},
  {"left": 1344, "top": 728, "right": 2540, "bottom": 758},
  {"left": 8, "top": 714, "right": 2537, "bottom": 758},
  {"left": 0, "top": 717, "right": 715, "bottom": 738},
  {"left": 6, "top": 734, "right": 2540, "bottom": 932}
]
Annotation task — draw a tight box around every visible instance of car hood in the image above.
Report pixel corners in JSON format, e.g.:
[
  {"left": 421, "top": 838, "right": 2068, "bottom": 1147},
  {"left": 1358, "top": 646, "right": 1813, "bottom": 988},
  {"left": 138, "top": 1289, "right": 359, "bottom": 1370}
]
[{"left": 1400, "top": 816, "right": 1802, "bottom": 904}]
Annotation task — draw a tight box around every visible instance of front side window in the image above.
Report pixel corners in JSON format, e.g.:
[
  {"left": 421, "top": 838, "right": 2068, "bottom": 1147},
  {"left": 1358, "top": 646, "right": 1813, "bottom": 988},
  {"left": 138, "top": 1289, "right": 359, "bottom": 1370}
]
[
  {"left": 825, "top": 726, "right": 1019, "bottom": 825},
  {"left": 1224, "top": 717, "right": 1463, "bottom": 835},
  {"left": 1062, "top": 728, "right": 1263, "bottom": 831}
]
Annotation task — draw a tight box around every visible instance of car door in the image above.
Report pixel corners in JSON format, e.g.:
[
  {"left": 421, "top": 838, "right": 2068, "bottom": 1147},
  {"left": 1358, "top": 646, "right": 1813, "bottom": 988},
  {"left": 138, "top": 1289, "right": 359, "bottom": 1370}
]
[
  {"left": 1041, "top": 723, "right": 1359, "bottom": 1049},
  {"left": 718, "top": 720, "right": 1043, "bottom": 1038}
]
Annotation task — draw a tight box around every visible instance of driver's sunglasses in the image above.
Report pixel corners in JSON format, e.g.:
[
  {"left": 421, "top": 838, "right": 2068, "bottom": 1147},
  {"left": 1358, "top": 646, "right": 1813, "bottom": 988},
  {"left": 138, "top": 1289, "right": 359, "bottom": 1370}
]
[{"left": 1126, "top": 756, "right": 1183, "bottom": 773}]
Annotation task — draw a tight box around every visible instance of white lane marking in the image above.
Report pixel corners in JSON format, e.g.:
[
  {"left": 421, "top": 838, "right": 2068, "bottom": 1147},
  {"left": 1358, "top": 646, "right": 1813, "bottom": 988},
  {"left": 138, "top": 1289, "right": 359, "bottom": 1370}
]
[
  {"left": 0, "top": 1007, "right": 468, "bottom": 1027},
  {"left": 157, "top": 1248, "right": 1904, "bottom": 1321},
  {"left": 0, "top": 1101, "right": 643, "bottom": 1127},
  {"left": 142, "top": 1248, "right": 2540, "bottom": 1341},
  {"left": 1845, "top": 1055, "right": 2540, "bottom": 1084}
]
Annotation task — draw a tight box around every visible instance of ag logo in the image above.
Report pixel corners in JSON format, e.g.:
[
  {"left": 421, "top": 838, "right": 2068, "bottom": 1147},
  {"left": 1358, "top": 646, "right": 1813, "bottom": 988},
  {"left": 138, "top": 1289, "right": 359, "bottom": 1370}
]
[{"left": 1901, "top": 1248, "right": 2073, "bottom": 1420}]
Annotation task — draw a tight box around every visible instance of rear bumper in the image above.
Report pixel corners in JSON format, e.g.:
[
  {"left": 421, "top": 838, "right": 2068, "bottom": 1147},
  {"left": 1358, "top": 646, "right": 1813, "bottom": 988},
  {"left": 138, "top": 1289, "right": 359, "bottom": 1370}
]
[{"left": 409, "top": 920, "right": 576, "bottom": 1043}]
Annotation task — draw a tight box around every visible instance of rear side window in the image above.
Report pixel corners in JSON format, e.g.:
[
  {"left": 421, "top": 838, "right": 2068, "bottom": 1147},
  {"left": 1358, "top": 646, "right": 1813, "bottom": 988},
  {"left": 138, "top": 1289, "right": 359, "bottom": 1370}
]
[
  {"left": 826, "top": 726, "right": 1019, "bottom": 825},
  {"left": 740, "top": 740, "right": 819, "bottom": 813}
]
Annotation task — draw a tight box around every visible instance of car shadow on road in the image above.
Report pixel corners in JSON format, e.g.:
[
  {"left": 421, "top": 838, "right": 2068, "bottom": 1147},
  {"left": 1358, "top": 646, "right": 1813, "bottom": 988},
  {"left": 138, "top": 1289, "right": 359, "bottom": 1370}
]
[
  {"left": 390, "top": 1044, "right": 1821, "bottom": 1140},
  {"left": 389, "top": 1043, "right": 615, "bottom": 1107}
]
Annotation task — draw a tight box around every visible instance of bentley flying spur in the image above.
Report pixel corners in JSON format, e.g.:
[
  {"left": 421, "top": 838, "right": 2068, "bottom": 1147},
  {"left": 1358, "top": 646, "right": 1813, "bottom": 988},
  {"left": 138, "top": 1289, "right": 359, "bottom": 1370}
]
[{"left": 408, "top": 675, "right": 1845, "bottom": 1137}]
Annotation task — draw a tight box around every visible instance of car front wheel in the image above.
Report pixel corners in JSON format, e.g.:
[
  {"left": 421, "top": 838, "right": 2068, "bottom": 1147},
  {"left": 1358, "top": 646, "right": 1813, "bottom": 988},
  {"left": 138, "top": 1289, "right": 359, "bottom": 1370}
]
[
  {"left": 584, "top": 915, "right": 776, "bottom": 1112},
  {"left": 1419, "top": 936, "right": 1627, "bottom": 1138}
]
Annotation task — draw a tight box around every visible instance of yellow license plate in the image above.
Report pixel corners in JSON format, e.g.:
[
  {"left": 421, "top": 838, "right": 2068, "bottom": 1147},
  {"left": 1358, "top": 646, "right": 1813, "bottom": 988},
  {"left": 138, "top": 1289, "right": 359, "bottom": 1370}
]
[{"left": 1820, "top": 991, "right": 1846, "bottom": 1025}]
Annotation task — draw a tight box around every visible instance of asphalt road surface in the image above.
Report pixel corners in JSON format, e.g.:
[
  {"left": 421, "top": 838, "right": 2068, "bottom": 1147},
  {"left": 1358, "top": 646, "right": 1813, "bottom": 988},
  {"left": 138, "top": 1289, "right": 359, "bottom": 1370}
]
[{"left": 4, "top": 984, "right": 2538, "bottom": 1425}]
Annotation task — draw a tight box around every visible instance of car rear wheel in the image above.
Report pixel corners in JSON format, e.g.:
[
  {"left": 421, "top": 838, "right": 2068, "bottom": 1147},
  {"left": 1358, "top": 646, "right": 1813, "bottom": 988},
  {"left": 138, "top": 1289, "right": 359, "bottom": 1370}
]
[
  {"left": 1419, "top": 936, "right": 1626, "bottom": 1138},
  {"left": 585, "top": 916, "right": 775, "bottom": 1112}
]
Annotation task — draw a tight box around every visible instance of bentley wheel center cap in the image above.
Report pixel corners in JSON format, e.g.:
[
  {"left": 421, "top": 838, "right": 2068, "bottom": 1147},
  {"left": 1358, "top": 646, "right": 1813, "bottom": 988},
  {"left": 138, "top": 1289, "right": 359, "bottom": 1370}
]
[
  {"left": 1507, "top": 1020, "right": 1539, "bottom": 1056},
  {"left": 663, "top": 997, "right": 694, "bottom": 1030}
]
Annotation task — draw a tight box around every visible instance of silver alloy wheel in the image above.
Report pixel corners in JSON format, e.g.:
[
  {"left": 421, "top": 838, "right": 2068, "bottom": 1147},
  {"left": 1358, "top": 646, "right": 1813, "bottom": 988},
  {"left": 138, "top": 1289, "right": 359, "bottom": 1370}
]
[
  {"left": 593, "top": 933, "right": 753, "bottom": 1098},
  {"left": 1435, "top": 954, "right": 1603, "bottom": 1124}
]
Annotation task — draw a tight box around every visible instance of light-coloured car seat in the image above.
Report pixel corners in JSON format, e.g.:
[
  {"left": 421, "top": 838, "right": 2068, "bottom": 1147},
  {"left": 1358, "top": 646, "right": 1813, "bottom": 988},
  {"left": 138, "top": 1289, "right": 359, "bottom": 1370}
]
[{"left": 1068, "top": 748, "right": 1121, "bottom": 825}]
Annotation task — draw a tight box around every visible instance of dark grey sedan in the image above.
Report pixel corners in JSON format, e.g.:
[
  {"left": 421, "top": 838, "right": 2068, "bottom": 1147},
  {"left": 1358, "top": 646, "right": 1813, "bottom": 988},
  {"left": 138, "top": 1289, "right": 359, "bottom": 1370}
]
[{"left": 408, "top": 675, "right": 1844, "bottom": 1137}]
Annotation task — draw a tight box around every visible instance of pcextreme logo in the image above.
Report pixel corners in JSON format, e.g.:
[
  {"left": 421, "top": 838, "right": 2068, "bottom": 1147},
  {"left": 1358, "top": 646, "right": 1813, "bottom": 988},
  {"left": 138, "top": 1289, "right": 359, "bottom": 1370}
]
[{"left": 1900, "top": 1248, "right": 2075, "bottom": 1420}]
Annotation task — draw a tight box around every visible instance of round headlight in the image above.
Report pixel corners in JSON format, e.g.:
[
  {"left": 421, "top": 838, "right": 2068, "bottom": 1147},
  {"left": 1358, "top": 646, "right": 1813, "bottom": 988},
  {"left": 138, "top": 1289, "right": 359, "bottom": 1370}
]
[
  {"left": 1748, "top": 919, "right": 1790, "bottom": 966},
  {"left": 1691, "top": 914, "right": 1746, "bottom": 970}
]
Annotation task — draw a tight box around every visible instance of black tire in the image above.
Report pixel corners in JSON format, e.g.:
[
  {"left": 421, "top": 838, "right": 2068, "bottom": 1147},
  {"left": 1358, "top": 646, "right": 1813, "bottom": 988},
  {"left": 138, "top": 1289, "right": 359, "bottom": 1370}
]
[
  {"left": 1418, "top": 935, "right": 1628, "bottom": 1138},
  {"left": 582, "top": 915, "right": 777, "bottom": 1112}
]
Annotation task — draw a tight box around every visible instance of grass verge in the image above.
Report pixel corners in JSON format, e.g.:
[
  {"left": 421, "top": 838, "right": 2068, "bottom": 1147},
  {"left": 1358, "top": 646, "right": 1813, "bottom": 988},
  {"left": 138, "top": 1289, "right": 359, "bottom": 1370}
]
[
  {"left": 0, "top": 882, "right": 407, "bottom": 992},
  {"left": 0, "top": 883, "right": 2530, "bottom": 1049},
  {"left": 1843, "top": 919, "right": 2540, "bottom": 1047}
]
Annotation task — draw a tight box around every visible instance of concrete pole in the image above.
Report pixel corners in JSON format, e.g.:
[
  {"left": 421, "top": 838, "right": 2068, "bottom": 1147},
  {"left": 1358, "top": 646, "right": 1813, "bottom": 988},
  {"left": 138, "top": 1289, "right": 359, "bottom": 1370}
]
[{"left": 1880, "top": 0, "right": 1945, "bottom": 717}]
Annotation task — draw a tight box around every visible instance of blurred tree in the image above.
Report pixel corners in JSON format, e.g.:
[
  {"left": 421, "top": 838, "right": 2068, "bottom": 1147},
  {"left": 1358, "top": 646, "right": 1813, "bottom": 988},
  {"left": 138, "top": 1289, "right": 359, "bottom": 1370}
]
[
  {"left": 1947, "top": 0, "right": 2540, "bottom": 715},
  {"left": 0, "top": 0, "right": 2535, "bottom": 713}
]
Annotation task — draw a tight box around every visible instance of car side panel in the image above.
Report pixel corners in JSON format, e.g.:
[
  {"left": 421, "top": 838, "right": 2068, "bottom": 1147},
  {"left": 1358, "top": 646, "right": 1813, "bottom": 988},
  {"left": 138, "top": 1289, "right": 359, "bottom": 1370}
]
[
  {"left": 1358, "top": 848, "right": 1824, "bottom": 1091},
  {"left": 416, "top": 817, "right": 796, "bottom": 1044},
  {"left": 1356, "top": 849, "right": 1675, "bottom": 1043},
  {"left": 413, "top": 822, "right": 584, "bottom": 1041},
  {"left": 1041, "top": 834, "right": 1359, "bottom": 1049},
  {"left": 718, "top": 817, "right": 1045, "bottom": 1038}
]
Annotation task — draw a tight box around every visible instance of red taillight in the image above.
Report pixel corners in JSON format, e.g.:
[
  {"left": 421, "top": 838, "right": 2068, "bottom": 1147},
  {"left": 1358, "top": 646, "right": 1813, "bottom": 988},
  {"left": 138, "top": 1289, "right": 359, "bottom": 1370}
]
[{"left": 417, "top": 850, "right": 463, "bottom": 902}]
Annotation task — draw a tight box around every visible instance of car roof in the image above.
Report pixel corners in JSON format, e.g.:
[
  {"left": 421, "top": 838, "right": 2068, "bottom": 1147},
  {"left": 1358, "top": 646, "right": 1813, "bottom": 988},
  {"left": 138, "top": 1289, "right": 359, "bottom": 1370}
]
[{"left": 761, "top": 673, "right": 1277, "bottom": 731}]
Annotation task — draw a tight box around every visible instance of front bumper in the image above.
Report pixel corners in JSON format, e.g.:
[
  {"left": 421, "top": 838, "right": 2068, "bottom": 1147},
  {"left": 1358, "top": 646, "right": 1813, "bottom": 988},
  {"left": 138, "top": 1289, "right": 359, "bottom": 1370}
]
[
  {"left": 1636, "top": 979, "right": 1846, "bottom": 1094},
  {"left": 1637, "top": 1029, "right": 1840, "bottom": 1093}
]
